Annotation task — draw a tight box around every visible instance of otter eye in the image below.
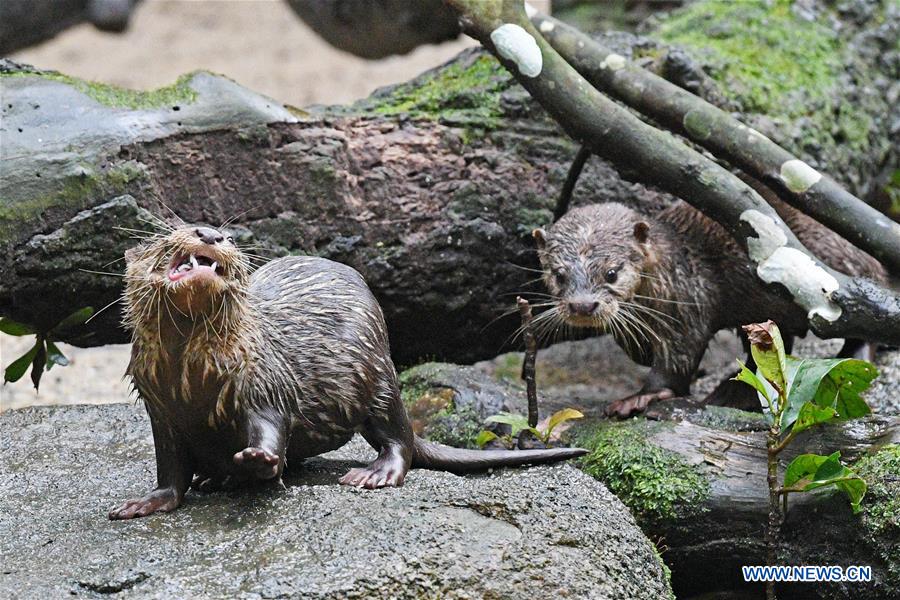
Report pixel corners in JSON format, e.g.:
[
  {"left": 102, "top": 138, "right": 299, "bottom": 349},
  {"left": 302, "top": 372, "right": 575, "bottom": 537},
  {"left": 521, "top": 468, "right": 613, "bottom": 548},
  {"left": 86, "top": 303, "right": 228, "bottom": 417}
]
[
  {"left": 605, "top": 269, "right": 618, "bottom": 284},
  {"left": 226, "top": 236, "right": 234, "bottom": 244},
  {"left": 553, "top": 270, "right": 567, "bottom": 286}
]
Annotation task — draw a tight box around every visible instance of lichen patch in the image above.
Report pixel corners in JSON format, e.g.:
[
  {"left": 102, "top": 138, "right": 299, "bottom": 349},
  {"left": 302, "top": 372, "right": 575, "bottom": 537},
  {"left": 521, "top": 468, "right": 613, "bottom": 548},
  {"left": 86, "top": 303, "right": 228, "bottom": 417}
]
[
  {"left": 599, "top": 53, "right": 627, "bottom": 71},
  {"left": 740, "top": 209, "right": 787, "bottom": 262},
  {"left": 490, "top": 24, "right": 543, "bottom": 78},
  {"left": 757, "top": 247, "right": 841, "bottom": 321},
  {"left": 780, "top": 159, "right": 821, "bottom": 193}
]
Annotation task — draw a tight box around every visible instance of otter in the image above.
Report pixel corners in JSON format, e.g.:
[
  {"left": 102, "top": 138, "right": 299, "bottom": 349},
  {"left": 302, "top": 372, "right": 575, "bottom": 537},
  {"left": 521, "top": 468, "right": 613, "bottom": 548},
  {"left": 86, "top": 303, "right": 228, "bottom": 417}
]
[
  {"left": 109, "top": 225, "right": 585, "bottom": 520},
  {"left": 533, "top": 192, "right": 886, "bottom": 418}
]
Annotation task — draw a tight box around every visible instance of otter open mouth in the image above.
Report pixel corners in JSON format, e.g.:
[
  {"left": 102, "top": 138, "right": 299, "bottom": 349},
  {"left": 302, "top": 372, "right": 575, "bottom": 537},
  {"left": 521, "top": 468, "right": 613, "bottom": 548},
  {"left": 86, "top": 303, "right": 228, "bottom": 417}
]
[{"left": 168, "top": 251, "right": 225, "bottom": 282}]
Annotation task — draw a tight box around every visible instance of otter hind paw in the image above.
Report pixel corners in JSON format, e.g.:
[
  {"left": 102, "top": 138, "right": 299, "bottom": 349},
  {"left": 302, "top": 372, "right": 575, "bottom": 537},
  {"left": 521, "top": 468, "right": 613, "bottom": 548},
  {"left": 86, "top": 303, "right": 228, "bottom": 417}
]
[
  {"left": 339, "top": 450, "right": 407, "bottom": 489},
  {"left": 233, "top": 447, "right": 280, "bottom": 480},
  {"left": 605, "top": 388, "right": 675, "bottom": 419},
  {"left": 108, "top": 488, "right": 180, "bottom": 520}
]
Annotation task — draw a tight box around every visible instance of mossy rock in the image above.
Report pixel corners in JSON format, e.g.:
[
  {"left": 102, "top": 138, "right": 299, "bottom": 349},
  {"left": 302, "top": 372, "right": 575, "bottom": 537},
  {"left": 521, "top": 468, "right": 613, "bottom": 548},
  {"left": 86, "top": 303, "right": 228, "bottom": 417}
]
[
  {"left": 399, "top": 362, "right": 521, "bottom": 449},
  {"left": 854, "top": 444, "right": 900, "bottom": 586},
  {"left": 653, "top": 0, "right": 892, "bottom": 192},
  {"left": 573, "top": 418, "right": 711, "bottom": 527}
]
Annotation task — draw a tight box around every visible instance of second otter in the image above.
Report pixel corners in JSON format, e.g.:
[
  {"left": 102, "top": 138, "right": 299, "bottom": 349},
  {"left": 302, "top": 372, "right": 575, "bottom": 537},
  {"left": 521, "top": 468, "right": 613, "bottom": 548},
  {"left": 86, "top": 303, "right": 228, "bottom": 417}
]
[
  {"left": 110, "top": 225, "right": 584, "bottom": 520},
  {"left": 534, "top": 198, "right": 885, "bottom": 418}
]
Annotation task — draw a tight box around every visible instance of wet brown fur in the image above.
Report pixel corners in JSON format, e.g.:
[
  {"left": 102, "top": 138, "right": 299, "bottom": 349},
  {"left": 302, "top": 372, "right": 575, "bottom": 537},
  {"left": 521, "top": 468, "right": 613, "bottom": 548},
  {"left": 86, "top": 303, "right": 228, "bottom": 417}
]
[
  {"left": 535, "top": 191, "right": 885, "bottom": 410},
  {"left": 110, "top": 225, "right": 585, "bottom": 519}
]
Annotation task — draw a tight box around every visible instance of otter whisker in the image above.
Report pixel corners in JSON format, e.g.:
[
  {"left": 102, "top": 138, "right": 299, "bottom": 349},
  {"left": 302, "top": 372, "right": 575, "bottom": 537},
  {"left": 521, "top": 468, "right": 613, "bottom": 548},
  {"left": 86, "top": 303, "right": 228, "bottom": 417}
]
[
  {"left": 80, "top": 268, "right": 126, "bottom": 278},
  {"left": 84, "top": 297, "right": 123, "bottom": 324},
  {"left": 631, "top": 293, "right": 700, "bottom": 307},
  {"left": 219, "top": 205, "right": 262, "bottom": 230},
  {"left": 504, "top": 262, "right": 546, "bottom": 274}
]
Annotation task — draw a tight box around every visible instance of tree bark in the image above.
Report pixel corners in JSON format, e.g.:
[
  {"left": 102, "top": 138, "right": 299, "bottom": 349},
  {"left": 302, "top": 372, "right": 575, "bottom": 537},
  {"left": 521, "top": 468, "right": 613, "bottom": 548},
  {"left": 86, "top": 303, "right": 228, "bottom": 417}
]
[{"left": 637, "top": 408, "right": 899, "bottom": 600}]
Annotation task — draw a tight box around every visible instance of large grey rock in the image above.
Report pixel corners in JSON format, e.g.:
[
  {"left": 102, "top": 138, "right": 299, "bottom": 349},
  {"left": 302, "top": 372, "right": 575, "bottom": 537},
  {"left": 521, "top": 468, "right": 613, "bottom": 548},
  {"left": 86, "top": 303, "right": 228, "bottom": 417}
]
[{"left": 0, "top": 404, "right": 672, "bottom": 599}]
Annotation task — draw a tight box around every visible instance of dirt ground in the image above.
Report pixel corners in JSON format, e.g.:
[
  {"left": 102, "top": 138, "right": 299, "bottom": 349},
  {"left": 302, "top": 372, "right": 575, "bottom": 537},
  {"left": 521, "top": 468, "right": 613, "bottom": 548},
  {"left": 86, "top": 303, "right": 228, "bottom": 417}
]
[
  {"left": 2, "top": 0, "right": 480, "bottom": 410},
  {"left": 8, "top": 0, "right": 476, "bottom": 107}
]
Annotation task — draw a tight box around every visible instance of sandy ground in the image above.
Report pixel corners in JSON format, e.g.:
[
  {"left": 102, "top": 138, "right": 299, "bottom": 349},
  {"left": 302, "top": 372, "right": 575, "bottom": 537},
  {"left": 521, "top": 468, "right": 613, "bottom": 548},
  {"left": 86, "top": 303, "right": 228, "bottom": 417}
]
[
  {"left": 9, "top": 0, "right": 477, "bottom": 107},
  {"left": 1, "top": 0, "right": 480, "bottom": 410}
]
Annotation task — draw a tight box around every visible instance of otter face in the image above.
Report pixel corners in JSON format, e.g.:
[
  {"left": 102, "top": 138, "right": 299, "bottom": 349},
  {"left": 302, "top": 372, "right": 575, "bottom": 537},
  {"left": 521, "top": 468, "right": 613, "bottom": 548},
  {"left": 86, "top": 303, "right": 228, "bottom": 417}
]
[
  {"left": 533, "top": 204, "right": 651, "bottom": 329},
  {"left": 124, "top": 225, "right": 250, "bottom": 320}
]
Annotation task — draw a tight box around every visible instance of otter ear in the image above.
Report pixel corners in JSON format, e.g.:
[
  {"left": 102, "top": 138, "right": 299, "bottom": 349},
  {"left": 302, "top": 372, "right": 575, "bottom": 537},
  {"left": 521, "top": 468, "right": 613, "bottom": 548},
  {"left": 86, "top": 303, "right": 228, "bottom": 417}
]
[
  {"left": 633, "top": 221, "right": 650, "bottom": 244},
  {"left": 124, "top": 245, "right": 144, "bottom": 264},
  {"left": 532, "top": 228, "right": 547, "bottom": 250}
]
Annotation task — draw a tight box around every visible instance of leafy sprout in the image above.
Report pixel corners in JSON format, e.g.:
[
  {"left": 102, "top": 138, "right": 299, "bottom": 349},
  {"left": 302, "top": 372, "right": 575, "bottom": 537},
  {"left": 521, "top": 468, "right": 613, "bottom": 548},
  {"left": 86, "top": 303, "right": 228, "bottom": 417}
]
[
  {"left": 734, "top": 320, "right": 875, "bottom": 514},
  {"left": 476, "top": 408, "right": 584, "bottom": 448},
  {"left": 1, "top": 307, "right": 94, "bottom": 391}
]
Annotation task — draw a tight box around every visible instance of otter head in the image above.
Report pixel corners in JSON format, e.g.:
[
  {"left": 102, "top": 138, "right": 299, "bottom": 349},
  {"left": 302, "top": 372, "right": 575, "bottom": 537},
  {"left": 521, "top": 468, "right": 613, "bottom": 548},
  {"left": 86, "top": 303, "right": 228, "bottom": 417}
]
[
  {"left": 123, "top": 225, "right": 250, "bottom": 333},
  {"left": 533, "top": 203, "right": 654, "bottom": 329}
]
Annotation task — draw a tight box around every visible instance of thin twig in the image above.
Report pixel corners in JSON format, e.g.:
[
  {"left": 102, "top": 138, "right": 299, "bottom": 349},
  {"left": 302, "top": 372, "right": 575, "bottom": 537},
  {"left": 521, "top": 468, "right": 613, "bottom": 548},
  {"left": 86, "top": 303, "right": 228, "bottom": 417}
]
[
  {"left": 554, "top": 144, "right": 591, "bottom": 222},
  {"left": 517, "top": 296, "right": 539, "bottom": 428}
]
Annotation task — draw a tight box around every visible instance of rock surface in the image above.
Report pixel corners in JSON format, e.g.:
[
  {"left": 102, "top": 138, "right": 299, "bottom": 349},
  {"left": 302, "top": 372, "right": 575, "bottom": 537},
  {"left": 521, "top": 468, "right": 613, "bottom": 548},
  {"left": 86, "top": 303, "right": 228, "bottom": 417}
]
[{"left": 0, "top": 403, "right": 672, "bottom": 599}]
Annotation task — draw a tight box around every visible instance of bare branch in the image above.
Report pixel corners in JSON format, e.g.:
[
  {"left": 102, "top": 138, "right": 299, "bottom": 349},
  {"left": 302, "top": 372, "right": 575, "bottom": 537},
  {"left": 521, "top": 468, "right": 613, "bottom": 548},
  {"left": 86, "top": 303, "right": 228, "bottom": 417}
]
[
  {"left": 444, "top": 0, "right": 900, "bottom": 344},
  {"left": 530, "top": 12, "right": 900, "bottom": 275}
]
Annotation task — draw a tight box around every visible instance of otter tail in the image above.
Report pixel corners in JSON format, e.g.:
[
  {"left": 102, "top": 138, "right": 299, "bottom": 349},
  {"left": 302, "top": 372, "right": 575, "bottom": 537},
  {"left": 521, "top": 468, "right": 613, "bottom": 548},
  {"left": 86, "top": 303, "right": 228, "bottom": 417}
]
[{"left": 411, "top": 436, "right": 587, "bottom": 474}]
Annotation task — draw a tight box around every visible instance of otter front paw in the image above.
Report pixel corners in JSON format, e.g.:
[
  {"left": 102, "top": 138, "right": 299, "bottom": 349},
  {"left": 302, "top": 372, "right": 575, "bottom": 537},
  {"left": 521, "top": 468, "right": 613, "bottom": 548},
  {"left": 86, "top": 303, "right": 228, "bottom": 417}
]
[
  {"left": 109, "top": 488, "right": 180, "bottom": 520},
  {"left": 605, "top": 388, "right": 675, "bottom": 419},
  {"left": 233, "top": 447, "right": 280, "bottom": 480}
]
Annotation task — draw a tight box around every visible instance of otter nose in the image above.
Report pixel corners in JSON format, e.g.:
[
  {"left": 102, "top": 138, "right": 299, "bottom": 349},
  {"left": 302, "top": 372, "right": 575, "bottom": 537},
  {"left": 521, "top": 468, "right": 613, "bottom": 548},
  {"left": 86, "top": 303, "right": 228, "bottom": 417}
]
[
  {"left": 568, "top": 300, "right": 600, "bottom": 316},
  {"left": 194, "top": 227, "right": 224, "bottom": 245}
]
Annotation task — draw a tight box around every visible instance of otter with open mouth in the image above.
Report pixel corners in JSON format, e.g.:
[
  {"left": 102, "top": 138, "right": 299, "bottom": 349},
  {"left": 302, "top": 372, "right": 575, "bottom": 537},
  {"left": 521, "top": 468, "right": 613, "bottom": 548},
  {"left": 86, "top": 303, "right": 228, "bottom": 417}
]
[{"left": 110, "top": 225, "right": 585, "bottom": 520}]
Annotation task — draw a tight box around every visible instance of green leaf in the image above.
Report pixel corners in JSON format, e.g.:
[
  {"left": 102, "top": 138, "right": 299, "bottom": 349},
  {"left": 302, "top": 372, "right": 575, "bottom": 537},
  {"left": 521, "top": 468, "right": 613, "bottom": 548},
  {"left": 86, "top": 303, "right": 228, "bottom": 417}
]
[
  {"left": 485, "top": 412, "right": 531, "bottom": 438},
  {"left": 0, "top": 318, "right": 35, "bottom": 336},
  {"left": 544, "top": 408, "right": 584, "bottom": 438},
  {"left": 784, "top": 452, "right": 832, "bottom": 489},
  {"left": 834, "top": 476, "right": 867, "bottom": 514},
  {"left": 783, "top": 452, "right": 867, "bottom": 513},
  {"left": 475, "top": 430, "right": 499, "bottom": 448},
  {"left": 745, "top": 322, "right": 788, "bottom": 396},
  {"left": 45, "top": 341, "right": 69, "bottom": 370},
  {"left": 30, "top": 340, "right": 47, "bottom": 390},
  {"left": 525, "top": 426, "right": 545, "bottom": 442},
  {"left": 733, "top": 359, "right": 771, "bottom": 411},
  {"left": 782, "top": 357, "right": 876, "bottom": 429},
  {"left": 4, "top": 341, "right": 40, "bottom": 383},
  {"left": 50, "top": 307, "right": 94, "bottom": 333},
  {"left": 791, "top": 401, "right": 837, "bottom": 434}
]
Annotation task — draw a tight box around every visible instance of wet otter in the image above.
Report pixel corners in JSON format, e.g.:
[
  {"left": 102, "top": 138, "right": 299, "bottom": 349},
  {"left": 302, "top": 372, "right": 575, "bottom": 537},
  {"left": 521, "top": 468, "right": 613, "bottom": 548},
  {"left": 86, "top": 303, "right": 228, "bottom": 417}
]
[
  {"left": 533, "top": 194, "right": 886, "bottom": 418},
  {"left": 110, "top": 225, "right": 584, "bottom": 520}
]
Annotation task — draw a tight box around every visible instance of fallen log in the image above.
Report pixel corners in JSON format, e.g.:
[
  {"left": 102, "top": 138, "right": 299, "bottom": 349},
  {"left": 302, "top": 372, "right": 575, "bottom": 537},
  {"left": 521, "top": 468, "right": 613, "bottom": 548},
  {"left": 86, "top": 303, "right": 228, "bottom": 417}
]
[
  {"left": 1, "top": 0, "right": 895, "bottom": 363},
  {"left": 577, "top": 408, "right": 900, "bottom": 600}
]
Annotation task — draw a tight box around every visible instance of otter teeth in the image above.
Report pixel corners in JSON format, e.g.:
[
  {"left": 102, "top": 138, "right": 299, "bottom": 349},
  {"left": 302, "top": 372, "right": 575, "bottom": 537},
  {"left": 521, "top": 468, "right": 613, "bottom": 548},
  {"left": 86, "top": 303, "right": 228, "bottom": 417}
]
[
  {"left": 211, "top": 261, "right": 218, "bottom": 272},
  {"left": 190, "top": 254, "right": 199, "bottom": 269}
]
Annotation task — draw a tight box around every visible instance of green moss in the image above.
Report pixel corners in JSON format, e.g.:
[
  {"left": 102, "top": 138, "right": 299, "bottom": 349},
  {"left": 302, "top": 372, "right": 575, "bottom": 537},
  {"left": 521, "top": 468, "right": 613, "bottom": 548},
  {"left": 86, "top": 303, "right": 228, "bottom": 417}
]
[
  {"left": 399, "top": 363, "right": 485, "bottom": 448},
  {"left": 367, "top": 55, "right": 507, "bottom": 126},
  {"left": 492, "top": 353, "right": 523, "bottom": 383},
  {"left": 656, "top": 0, "right": 840, "bottom": 117},
  {"left": 2, "top": 70, "right": 198, "bottom": 110},
  {"left": 0, "top": 161, "right": 147, "bottom": 241},
  {"left": 576, "top": 419, "right": 710, "bottom": 526},
  {"left": 854, "top": 444, "right": 900, "bottom": 584}
]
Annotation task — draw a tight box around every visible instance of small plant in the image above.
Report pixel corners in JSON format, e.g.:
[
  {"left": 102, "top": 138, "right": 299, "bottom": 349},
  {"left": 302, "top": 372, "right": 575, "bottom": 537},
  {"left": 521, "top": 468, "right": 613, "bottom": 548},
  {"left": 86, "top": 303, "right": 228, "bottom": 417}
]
[
  {"left": 476, "top": 408, "right": 584, "bottom": 448},
  {"left": 1, "top": 307, "right": 94, "bottom": 391},
  {"left": 734, "top": 320, "right": 877, "bottom": 600}
]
